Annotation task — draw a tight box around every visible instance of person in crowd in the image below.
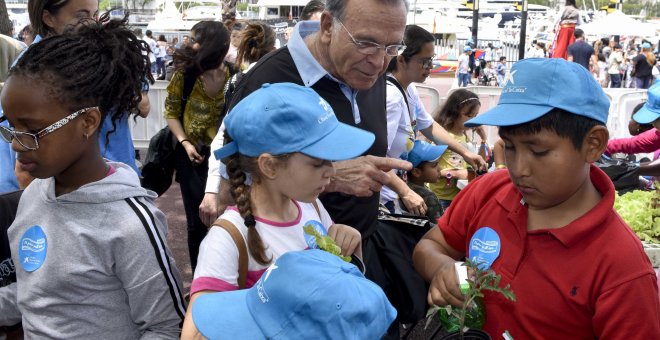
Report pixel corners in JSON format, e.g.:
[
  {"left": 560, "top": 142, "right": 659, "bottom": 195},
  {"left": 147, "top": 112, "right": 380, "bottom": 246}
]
[
  {"left": 233, "top": 21, "right": 275, "bottom": 73},
  {"left": 144, "top": 29, "right": 158, "bottom": 74},
  {"left": 164, "top": 21, "right": 234, "bottom": 271},
  {"left": 156, "top": 34, "right": 168, "bottom": 80},
  {"left": 0, "top": 189, "right": 22, "bottom": 338},
  {"left": 1, "top": 0, "right": 99, "bottom": 193},
  {"left": 181, "top": 35, "right": 190, "bottom": 47},
  {"left": 186, "top": 250, "right": 396, "bottom": 340},
  {"left": 596, "top": 53, "right": 608, "bottom": 87},
  {"left": 429, "top": 89, "right": 481, "bottom": 212},
  {"left": 0, "top": 14, "right": 185, "bottom": 337},
  {"left": 181, "top": 82, "right": 369, "bottom": 338},
  {"left": 413, "top": 58, "right": 660, "bottom": 338},
  {"left": 17, "top": 25, "right": 34, "bottom": 46},
  {"left": 633, "top": 42, "right": 655, "bottom": 89},
  {"left": 496, "top": 56, "right": 507, "bottom": 86},
  {"left": 608, "top": 90, "right": 660, "bottom": 179},
  {"left": 300, "top": 0, "right": 325, "bottom": 20},
  {"left": 552, "top": 0, "right": 580, "bottom": 59},
  {"left": 0, "top": 34, "right": 24, "bottom": 83},
  {"left": 225, "top": 25, "right": 242, "bottom": 65},
  {"left": 457, "top": 45, "right": 472, "bottom": 87},
  {"left": 382, "top": 24, "right": 478, "bottom": 216},
  {"left": 567, "top": 28, "right": 594, "bottom": 70},
  {"left": 406, "top": 140, "right": 447, "bottom": 222},
  {"left": 608, "top": 43, "right": 624, "bottom": 88}
]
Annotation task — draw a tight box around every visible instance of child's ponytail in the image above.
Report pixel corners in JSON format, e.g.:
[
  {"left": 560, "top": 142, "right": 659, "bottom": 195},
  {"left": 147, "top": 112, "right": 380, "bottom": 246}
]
[{"left": 225, "top": 136, "right": 272, "bottom": 265}]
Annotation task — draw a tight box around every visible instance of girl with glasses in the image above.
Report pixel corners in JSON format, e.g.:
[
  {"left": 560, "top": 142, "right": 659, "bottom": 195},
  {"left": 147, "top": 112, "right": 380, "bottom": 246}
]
[{"left": 0, "top": 14, "right": 185, "bottom": 337}]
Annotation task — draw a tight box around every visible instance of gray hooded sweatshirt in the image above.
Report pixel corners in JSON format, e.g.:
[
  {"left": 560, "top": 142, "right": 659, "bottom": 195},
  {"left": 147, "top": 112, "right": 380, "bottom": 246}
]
[{"left": 0, "top": 162, "right": 186, "bottom": 339}]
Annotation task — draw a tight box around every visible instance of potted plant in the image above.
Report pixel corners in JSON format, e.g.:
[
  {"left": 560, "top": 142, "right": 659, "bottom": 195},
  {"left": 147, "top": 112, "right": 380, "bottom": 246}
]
[{"left": 426, "top": 259, "right": 516, "bottom": 340}]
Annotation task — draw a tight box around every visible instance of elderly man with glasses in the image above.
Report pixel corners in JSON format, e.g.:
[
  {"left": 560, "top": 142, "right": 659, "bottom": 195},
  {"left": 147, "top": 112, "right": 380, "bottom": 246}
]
[{"left": 200, "top": 1, "right": 486, "bottom": 333}]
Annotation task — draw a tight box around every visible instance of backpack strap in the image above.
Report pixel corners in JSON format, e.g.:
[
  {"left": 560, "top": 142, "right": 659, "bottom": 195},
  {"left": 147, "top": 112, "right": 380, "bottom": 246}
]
[
  {"left": 214, "top": 218, "right": 248, "bottom": 289},
  {"left": 311, "top": 200, "right": 321, "bottom": 219},
  {"left": 179, "top": 71, "right": 198, "bottom": 121},
  {"left": 386, "top": 75, "right": 413, "bottom": 126}
]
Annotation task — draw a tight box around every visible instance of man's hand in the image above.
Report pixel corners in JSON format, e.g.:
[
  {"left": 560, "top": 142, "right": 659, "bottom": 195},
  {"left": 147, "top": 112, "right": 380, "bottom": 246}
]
[
  {"left": 327, "top": 224, "right": 362, "bottom": 258},
  {"left": 199, "top": 193, "right": 219, "bottom": 227},
  {"left": 325, "top": 155, "right": 412, "bottom": 197}
]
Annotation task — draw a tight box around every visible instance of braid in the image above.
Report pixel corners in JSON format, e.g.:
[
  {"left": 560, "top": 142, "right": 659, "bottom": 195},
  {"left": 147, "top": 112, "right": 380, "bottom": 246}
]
[
  {"left": 224, "top": 135, "right": 271, "bottom": 265},
  {"left": 11, "top": 11, "right": 153, "bottom": 145}
]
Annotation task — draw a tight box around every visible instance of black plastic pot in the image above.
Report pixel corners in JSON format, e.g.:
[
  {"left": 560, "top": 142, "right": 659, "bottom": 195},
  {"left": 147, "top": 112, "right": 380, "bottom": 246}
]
[{"left": 437, "top": 329, "right": 491, "bottom": 340}]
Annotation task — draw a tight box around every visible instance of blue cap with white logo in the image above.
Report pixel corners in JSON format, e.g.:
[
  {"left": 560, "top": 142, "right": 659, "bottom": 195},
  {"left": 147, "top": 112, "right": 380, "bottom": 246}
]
[
  {"left": 465, "top": 58, "right": 610, "bottom": 127},
  {"left": 632, "top": 82, "right": 660, "bottom": 124},
  {"left": 214, "top": 83, "right": 375, "bottom": 161},
  {"left": 408, "top": 140, "right": 448, "bottom": 168},
  {"left": 192, "top": 249, "right": 397, "bottom": 340}
]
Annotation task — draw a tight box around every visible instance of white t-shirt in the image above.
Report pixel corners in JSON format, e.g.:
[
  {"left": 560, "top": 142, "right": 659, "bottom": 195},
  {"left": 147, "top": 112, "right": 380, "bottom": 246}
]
[
  {"left": 381, "top": 77, "right": 433, "bottom": 204},
  {"left": 458, "top": 54, "right": 470, "bottom": 74},
  {"left": 143, "top": 36, "right": 157, "bottom": 63},
  {"left": 191, "top": 199, "right": 334, "bottom": 294}
]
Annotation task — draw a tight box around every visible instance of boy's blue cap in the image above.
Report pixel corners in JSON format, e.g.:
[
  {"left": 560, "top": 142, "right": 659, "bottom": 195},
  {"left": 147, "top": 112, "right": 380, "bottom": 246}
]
[
  {"left": 214, "top": 83, "right": 375, "bottom": 161},
  {"left": 633, "top": 82, "right": 660, "bottom": 124},
  {"left": 408, "top": 140, "right": 448, "bottom": 168},
  {"left": 464, "top": 45, "right": 472, "bottom": 52},
  {"left": 465, "top": 58, "right": 610, "bottom": 127},
  {"left": 192, "top": 249, "right": 397, "bottom": 340}
]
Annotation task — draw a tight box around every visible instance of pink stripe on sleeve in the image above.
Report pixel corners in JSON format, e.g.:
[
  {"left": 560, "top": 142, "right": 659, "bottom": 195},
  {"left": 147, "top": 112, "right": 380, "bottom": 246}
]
[{"left": 190, "top": 277, "right": 238, "bottom": 295}]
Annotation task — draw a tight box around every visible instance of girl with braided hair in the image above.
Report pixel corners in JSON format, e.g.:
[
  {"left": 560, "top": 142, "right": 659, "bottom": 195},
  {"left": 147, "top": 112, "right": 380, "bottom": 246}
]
[
  {"left": 181, "top": 83, "right": 370, "bottom": 338},
  {"left": 0, "top": 14, "right": 185, "bottom": 338}
]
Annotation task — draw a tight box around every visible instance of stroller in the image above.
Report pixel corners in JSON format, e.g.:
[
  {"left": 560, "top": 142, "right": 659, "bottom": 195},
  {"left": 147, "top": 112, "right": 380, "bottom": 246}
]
[{"left": 477, "top": 60, "right": 498, "bottom": 86}]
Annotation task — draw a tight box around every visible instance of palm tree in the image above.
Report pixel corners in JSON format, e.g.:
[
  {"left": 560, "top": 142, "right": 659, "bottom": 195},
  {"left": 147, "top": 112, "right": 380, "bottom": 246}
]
[
  {"left": 222, "top": 0, "right": 238, "bottom": 29},
  {"left": 0, "top": 0, "right": 13, "bottom": 36}
]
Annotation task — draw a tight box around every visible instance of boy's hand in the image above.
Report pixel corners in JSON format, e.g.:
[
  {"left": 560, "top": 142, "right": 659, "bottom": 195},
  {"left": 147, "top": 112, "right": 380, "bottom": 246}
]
[
  {"left": 328, "top": 224, "right": 362, "bottom": 258},
  {"left": 428, "top": 261, "right": 466, "bottom": 308}
]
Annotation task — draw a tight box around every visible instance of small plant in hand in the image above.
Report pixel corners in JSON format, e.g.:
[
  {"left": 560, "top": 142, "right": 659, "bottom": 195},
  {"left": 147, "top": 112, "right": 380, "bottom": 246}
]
[
  {"left": 426, "top": 259, "right": 516, "bottom": 339},
  {"left": 303, "top": 224, "right": 351, "bottom": 262}
]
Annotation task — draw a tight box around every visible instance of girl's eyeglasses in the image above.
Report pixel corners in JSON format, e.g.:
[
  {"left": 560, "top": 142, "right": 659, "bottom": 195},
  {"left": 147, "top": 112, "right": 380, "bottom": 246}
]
[
  {"left": 0, "top": 107, "right": 98, "bottom": 151},
  {"left": 414, "top": 55, "right": 436, "bottom": 69}
]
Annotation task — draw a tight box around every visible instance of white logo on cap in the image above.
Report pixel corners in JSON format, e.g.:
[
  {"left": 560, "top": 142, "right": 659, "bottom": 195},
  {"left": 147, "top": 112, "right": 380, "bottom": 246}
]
[
  {"left": 317, "top": 98, "right": 333, "bottom": 124},
  {"left": 264, "top": 263, "right": 278, "bottom": 281},
  {"left": 503, "top": 70, "right": 517, "bottom": 86}
]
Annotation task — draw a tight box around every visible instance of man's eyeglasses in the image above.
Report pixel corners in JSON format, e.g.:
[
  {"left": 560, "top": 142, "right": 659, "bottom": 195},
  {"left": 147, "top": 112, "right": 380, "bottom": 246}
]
[
  {"left": 334, "top": 18, "right": 405, "bottom": 57},
  {"left": 0, "top": 107, "right": 98, "bottom": 151},
  {"left": 414, "top": 55, "right": 436, "bottom": 69}
]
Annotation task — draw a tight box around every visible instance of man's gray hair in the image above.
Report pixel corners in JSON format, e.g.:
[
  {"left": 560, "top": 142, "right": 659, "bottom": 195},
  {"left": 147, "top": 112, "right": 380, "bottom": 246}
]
[{"left": 326, "top": 0, "right": 409, "bottom": 20}]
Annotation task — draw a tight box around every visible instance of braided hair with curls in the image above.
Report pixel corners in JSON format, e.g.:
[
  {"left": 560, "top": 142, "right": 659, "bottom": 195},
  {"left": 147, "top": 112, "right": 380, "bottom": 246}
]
[
  {"left": 10, "top": 12, "right": 153, "bottom": 144},
  {"left": 224, "top": 134, "right": 272, "bottom": 265},
  {"left": 235, "top": 21, "right": 275, "bottom": 66}
]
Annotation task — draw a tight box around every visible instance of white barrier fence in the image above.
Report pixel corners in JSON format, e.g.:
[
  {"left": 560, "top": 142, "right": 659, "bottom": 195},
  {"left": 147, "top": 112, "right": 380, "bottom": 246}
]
[{"left": 132, "top": 81, "right": 648, "bottom": 149}]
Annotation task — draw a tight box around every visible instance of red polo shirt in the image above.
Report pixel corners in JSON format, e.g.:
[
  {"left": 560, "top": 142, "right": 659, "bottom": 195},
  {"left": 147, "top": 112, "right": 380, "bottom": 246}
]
[{"left": 440, "top": 165, "right": 660, "bottom": 339}]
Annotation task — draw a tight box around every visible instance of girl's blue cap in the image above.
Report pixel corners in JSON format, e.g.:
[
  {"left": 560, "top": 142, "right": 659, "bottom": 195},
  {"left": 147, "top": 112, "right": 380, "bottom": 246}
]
[
  {"left": 192, "top": 249, "right": 397, "bottom": 339},
  {"left": 633, "top": 82, "right": 660, "bottom": 124},
  {"left": 465, "top": 58, "right": 610, "bottom": 127},
  {"left": 214, "top": 83, "right": 375, "bottom": 161}
]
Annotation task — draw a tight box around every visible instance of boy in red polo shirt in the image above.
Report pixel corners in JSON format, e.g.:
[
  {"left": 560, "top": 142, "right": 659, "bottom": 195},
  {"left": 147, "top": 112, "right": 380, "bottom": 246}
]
[{"left": 413, "top": 58, "right": 660, "bottom": 339}]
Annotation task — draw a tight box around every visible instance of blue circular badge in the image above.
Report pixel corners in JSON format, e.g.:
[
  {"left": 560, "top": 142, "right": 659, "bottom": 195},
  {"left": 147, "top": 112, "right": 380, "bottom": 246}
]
[
  {"left": 18, "top": 226, "right": 48, "bottom": 272},
  {"left": 468, "top": 227, "right": 501, "bottom": 270},
  {"left": 303, "top": 220, "right": 328, "bottom": 249}
]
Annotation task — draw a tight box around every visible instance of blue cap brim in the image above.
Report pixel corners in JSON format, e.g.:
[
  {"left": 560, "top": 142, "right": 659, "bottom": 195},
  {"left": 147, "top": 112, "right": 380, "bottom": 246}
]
[
  {"left": 213, "top": 141, "right": 238, "bottom": 161},
  {"left": 426, "top": 145, "right": 449, "bottom": 163},
  {"left": 192, "top": 290, "right": 264, "bottom": 340},
  {"left": 632, "top": 106, "right": 660, "bottom": 124},
  {"left": 465, "top": 103, "right": 553, "bottom": 127},
  {"left": 300, "top": 123, "right": 375, "bottom": 161}
]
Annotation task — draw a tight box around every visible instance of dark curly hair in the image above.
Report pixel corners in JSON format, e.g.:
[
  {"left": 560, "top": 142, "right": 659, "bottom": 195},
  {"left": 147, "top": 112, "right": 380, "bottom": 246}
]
[
  {"left": 174, "top": 21, "right": 230, "bottom": 78},
  {"left": 10, "top": 12, "right": 153, "bottom": 143}
]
